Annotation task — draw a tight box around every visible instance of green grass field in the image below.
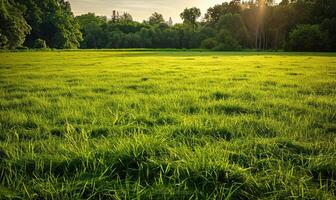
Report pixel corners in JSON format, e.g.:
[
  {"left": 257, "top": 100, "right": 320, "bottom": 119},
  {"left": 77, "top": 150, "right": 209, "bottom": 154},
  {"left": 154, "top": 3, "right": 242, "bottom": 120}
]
[{"left": 0, "top": 51, "right": 336, "bottom": 199}]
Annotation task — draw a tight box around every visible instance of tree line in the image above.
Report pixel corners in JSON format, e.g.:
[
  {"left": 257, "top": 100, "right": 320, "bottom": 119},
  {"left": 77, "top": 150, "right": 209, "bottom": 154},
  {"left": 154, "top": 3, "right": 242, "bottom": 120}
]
[{"left": 1, "top": 0, "right": 335, "bottom": 51}]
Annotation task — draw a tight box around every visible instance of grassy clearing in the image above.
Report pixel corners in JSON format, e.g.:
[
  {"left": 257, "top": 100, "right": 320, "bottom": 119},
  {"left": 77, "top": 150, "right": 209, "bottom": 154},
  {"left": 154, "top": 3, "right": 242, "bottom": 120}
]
[{"left": 0, "top": 51, "right": 335, "bottom": 199}]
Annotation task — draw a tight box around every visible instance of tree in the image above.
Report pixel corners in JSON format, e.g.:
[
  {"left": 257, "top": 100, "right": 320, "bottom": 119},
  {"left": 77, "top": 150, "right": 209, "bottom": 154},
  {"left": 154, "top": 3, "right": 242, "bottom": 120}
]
[
  {"left": 180, "top": 7, "right": 201, "bottom": 26},
  {"left": 15, "top": 0, "right": 82, "bottom": 49},
  {"left": 310, "top": 0, "right": 336, "bottom": 22},
  {"left": 75, "top": 13, "right": 106, "bottom": 28},
  {"left": 217, "top": 13, "right": 248, "bottom": 46},
  {"left": 119, "top": 12, "right": 133, "bottom": 22},
  {"left": 287, "top": 24, "right": 327, "bottom": 51},
  {"left": 205, "top": 2, "right": 241, "bottom": 24},
  {"left": 321, "top": 17, "right": 336, "bottom": 51},
  {"left": 200, "top": 26, "right": 216, "bottom": 41},
  {"left": 138, "top": 28, "right": 153, "bottom": 47},
  {"left": 264, "top": 4, "right": 298, "bottom": 49},
  {"left": 0, "top": 0, "right": 31, "bottom": 49},
  {"left": 80, "top": 23, "right": 105, "bottom": 48},
  {"left": 76, "top": 13, "right": 107, "bottom": 48},
  {"left": 149, "top": 12, "right": 165, "bottom": 25},
  {"left": 214, "top": 29, "right": 241, "bottom": 50}
]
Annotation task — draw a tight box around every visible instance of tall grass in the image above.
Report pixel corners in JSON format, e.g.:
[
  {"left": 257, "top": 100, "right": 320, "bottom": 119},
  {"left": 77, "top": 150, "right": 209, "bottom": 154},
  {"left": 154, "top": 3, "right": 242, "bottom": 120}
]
[{"left": 0, "top": 51, "right": 335, "bottom": 199}]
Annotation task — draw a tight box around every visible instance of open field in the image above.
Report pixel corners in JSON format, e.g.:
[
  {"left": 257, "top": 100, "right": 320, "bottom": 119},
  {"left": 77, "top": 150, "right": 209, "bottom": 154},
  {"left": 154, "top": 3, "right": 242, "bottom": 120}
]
[{"left": 0, "top": 51, "right": 336, "bottom": 199}]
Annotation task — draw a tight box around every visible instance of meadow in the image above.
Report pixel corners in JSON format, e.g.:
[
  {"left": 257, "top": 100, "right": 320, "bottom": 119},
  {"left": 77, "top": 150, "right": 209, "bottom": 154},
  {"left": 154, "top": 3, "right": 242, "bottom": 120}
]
[{"left": 0, "top": 50, "right": 335, "bottom": 199}]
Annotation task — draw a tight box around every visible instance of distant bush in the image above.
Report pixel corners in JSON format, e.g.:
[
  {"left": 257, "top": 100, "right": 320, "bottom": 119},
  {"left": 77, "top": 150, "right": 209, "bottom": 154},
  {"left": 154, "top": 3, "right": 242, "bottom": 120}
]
[
  {"left": 34, "top": 39, "right": 48, "bottom": 49},
  {"left": 286, "top": 25, "right": 327, "bottom": 51},
  {"left": 201, "top": 38, "right": 217, "bottom": 49}
]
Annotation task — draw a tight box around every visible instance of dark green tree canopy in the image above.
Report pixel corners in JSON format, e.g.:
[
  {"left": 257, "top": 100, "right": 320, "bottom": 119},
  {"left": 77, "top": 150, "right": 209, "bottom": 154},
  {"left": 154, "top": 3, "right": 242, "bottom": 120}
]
[
  {"left": 1, "top": 0, "right": 82, "bottom": 49},
  {"left": 76, "top": 13, "right": 107, "bottom": 28},
  {"left": 69, "top": 0, "right": 336, "bottom": 51},
  {"left": 205, "top": 2, "right": 241, "bottom": 24},
  {"left": 180, "top": 7, "right": 201, "bottom": 25},
  {"left": 0, "top": 0, "right": 31, "bottom": 49},
  {"left": 148, "top": 12, "right": 165, "bottom": 25},
  {"left": 287, "top": 24, "right": 327, "bottom": 51}
]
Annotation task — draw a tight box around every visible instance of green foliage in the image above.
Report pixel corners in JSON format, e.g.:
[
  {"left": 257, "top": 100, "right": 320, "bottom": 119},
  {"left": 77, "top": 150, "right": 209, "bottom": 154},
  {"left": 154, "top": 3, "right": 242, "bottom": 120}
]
[
  {"left": 180, "top": 7, "right": 201, "bottom": 26},
  {"left": 148, "top": 12, "right": 165, "bottom": 25},
  {"left": 201, "top": 38, "right": 217, "bottom": 49},
  {"left": 71, "top": 0, "right": 335, "bottom": 51},
  {"left": 218, "top": 14, "right": 248, "bottom": 44},
  {"left": 75, "top": 13, "right": 107, "bottom": 48},
  {"left": 287, "top": 24, "right": 327, "bottom": 51},
  {"left": 75, "top": 12, "right": 107, "bottom": 28},
  {"left": 321, "top": 17, "right": 336, "bottom": 50},
  {"left": 0, "top": 0, "right": 31, "bottom": 49},
  {"left": 0, "top": 51, "right": 335, "bottom": 198},
  {"left": 75, "top": 14, "right": 203, "bottom": 49},
  {"left": 204, "top": 1, "right": 241, "bottom": 24},
  {"left": 214, "top": 30, "right": 241, "bottom": 50},
  {"left": 14, "top": 0, "right": 82, "bottom": 49}
]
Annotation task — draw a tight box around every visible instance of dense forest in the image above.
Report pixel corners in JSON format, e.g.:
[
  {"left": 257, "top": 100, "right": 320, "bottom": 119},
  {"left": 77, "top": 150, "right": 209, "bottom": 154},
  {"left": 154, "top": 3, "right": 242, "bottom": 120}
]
[{"left": 0, "top": 0, "right": 335, "bottom": 51}]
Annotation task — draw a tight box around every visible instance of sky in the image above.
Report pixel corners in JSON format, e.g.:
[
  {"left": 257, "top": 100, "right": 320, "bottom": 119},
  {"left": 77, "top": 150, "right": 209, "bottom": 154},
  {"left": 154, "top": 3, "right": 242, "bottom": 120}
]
[{"left": 68, "top": 0, "right": 280, "bottom": 23}]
